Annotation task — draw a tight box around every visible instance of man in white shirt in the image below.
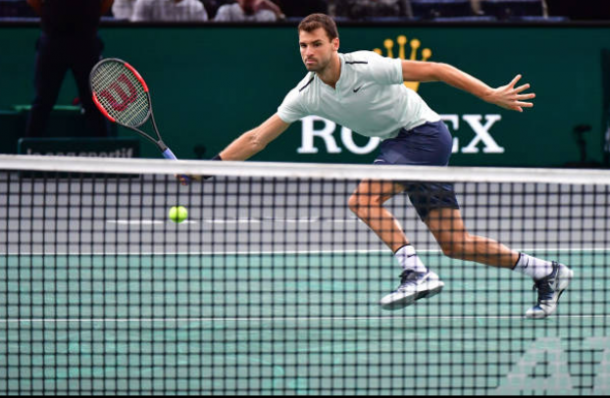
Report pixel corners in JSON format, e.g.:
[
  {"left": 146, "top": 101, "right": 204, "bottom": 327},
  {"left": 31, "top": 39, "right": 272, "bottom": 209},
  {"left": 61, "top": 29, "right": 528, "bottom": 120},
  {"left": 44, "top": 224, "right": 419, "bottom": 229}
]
[
  {"left": 214, "top": 0, "right": 280, "bottom": 22},
  {"left": 207, "top": 13, "right": 573, "bottom": 319},
  {"left": 112, "top": 0, "right": 136, "bottom": 20},
  {"left": 131, "top": 0, "right": 208, "bottom": 22}
]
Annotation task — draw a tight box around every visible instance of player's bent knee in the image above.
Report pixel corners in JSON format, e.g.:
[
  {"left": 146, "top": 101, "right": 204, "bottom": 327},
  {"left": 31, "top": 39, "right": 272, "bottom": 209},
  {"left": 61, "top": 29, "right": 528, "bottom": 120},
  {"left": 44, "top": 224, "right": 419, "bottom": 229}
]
[
  {"left": 348, "top": 196, "right": 368, "bottom": 217},
  {"left": 347, "top": 194, "right": 383, "bottom": 217},
  {"left": 347, "top": 195, "right": 359, "bottom": 213},
  {"left": 347, "top": 193, "right": 367, "bottom": 210}
]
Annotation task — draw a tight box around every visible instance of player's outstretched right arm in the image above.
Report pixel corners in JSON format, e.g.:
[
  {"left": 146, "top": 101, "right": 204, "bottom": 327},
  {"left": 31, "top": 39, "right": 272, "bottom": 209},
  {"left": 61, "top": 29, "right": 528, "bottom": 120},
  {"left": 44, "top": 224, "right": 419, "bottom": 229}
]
[{"left": 218, "top": 114, "right": 291, "bottom": 161}]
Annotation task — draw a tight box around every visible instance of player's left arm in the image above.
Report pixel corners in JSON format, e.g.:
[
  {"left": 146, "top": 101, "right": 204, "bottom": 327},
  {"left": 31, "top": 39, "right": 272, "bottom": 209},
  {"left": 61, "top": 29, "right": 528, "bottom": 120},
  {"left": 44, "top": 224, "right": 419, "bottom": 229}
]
[
  {"left": 401, "top": 60, "right": 536, "bottom": 112},
  {"left": 186, "top": 114, "right": 289, "bottom": 183},
  {"left": 219, "top": 113, "right": 291, "bottom": 161}
]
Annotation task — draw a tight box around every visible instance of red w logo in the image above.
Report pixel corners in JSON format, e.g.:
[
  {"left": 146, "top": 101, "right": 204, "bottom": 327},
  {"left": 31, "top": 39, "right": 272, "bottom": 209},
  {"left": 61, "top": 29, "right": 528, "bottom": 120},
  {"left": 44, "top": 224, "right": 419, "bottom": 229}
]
[{"left": 98, "top": 74, "right": 138, "bottom": 111}]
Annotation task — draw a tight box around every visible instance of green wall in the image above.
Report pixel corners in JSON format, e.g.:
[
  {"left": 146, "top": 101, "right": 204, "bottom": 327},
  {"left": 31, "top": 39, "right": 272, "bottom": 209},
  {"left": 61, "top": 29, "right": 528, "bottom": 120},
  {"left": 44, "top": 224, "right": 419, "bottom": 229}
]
[{"left": 1, "top": 24, "right": 609, "bottom": 166}]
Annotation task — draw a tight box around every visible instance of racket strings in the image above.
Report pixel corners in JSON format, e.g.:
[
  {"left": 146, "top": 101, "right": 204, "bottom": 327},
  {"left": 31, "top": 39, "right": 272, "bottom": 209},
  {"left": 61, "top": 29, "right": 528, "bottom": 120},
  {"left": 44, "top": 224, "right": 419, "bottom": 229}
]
[{"left": 92, "top": 61, "right": 151, "bottom": 127}]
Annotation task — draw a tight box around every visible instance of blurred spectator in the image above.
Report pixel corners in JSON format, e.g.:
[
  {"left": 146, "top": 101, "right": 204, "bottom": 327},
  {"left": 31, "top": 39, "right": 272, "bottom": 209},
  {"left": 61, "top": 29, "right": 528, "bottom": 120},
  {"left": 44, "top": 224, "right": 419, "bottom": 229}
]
[
  {"left": 411, "top": 0, "right": 473, "bottom": 19},
  {"left": 214, "top": 0, "right": 282, "bottom": 22},
  {"left": 474, "top": 0, "right": 547, "bottom": 19},
  {"left": 200, "top": 0, "right": 225, "bottom": 19},
  {"left": 274, "top": 0, "right": 328, "bottom": 18},
  {"left": 0, "top": 1, "right": 38, "bottom": 18},
  {"left": 131, "top": 0, "right": 209, "bottom": 22},
  {"left": 334, "top": 0, "right": 408, "bottom": 20},
  {"left": 112, "top": 0, "right": 136, "bottom": 19},
  {"left": 25, "top": 0, "right": 112, "bottom": 138},
  {"left": 470, "top": 0, "right": 480, "bottom": 14}
]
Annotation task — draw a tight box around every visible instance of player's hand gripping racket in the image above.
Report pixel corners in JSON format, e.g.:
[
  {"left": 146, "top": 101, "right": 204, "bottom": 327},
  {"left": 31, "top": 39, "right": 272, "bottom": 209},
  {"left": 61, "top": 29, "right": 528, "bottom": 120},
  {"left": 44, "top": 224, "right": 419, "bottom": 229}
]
[{"left": 89, "top": 58, "right": 190, "bottom": 183}]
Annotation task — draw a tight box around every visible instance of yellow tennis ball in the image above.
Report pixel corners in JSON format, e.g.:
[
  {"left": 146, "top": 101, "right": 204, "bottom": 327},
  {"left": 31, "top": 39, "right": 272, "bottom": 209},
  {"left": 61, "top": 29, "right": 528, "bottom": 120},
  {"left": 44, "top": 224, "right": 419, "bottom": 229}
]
[{"left": 169, "top": 206, "right": 188, "bottom": 224}]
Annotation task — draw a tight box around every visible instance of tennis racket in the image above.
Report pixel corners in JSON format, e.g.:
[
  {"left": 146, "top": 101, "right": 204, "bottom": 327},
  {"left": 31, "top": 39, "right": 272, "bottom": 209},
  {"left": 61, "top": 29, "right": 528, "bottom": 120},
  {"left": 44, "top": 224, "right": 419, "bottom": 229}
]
[{"left": 90, "top": 58, "right": 190, "bottom": 182}]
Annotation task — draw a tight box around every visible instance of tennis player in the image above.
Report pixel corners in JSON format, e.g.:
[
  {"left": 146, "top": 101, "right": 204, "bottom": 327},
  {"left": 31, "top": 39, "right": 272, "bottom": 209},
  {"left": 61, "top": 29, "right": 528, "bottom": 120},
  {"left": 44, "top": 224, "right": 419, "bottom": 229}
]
[{"left": 210, "top": 14, "right": 573, "bottom": 319}]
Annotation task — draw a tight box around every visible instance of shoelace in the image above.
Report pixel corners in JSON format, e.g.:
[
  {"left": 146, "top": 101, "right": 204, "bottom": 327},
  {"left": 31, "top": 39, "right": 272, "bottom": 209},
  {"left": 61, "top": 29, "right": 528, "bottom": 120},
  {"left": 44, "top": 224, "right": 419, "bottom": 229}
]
[
  {"left": 533, "top": 276, "right": 555, "bottom": 303},
  {"left": 398, "top": 270, "right": 421, "bottom": 286}
]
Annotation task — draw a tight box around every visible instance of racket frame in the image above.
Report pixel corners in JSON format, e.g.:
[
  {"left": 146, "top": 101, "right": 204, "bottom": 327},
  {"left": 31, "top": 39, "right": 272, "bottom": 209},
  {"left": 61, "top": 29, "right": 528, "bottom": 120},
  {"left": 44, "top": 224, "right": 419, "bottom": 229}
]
[{"left": 90, "top": 58, "right": 177, "bottom": 160}]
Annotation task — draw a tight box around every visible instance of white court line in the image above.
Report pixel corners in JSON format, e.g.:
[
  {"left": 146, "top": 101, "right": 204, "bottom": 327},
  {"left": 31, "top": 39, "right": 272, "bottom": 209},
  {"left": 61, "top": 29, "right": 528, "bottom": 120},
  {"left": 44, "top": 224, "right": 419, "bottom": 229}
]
[
  {"left": 107, "top": 220, "right": 165, "bottom": 225},
  {"left": 1, "top": 247, "right": 609, "bottom": 256},
  {"left": 205, "top": 218, "right": 361, "bottom": 224},
  {"left": 0, "top": 315, "right": 608, "bottom": 323},
  {"left": 106, "top": 218, "right": 360, "bottom": 225},
  {"left": 107, "top": 220, "right": 199, "bottom": 225},
  {"left": 206, "top": 219, "right": 260, "bottom": 224}
]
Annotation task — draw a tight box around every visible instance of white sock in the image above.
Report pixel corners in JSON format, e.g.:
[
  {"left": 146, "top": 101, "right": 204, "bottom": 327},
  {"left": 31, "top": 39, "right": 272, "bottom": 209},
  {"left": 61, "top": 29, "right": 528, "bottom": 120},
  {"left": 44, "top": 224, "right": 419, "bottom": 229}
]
[
  {"left": 513, "top": 253, "right": 554, "bottom": 280},
  {"left": 395, "top": 245, "right": 428, "bottom": 274}
]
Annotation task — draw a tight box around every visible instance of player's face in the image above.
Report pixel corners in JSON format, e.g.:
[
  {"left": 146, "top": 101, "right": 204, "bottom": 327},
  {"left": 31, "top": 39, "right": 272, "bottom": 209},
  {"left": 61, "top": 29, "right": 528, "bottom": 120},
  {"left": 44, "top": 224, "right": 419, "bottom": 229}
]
[{"left": 299, "top": 28, "right": 339, "bottom": 73}]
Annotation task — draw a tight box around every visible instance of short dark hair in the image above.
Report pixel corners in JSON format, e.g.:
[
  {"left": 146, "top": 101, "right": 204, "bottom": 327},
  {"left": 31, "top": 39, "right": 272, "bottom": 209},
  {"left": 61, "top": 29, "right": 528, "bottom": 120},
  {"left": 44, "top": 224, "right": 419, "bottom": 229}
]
[{"left": 298, "top": 14, "right": 339, "bottom": 41}]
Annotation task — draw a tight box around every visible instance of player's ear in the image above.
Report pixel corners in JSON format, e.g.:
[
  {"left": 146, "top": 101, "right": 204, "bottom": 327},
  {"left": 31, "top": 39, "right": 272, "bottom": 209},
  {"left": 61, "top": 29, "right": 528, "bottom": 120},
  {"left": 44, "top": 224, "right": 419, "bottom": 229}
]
[{"left": 332, "top": 37, "right": 340, "bottom": 51}]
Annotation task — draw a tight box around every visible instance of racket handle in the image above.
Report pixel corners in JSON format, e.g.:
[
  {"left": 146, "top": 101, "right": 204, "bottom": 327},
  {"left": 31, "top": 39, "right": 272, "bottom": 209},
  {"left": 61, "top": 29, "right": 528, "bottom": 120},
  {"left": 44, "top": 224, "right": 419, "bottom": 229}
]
[
  {"left": 162, "top": 148, "right": 178, "bottom": 160},
  {"left": 162, "top": 148, "right": 191, "bottom": 184}
]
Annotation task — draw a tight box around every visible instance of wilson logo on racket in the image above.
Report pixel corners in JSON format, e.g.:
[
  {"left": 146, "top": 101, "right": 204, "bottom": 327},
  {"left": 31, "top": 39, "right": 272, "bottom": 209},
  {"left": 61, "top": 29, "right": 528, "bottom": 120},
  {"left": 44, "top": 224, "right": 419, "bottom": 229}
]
[
  {"left": 97, "top": 74, "right": 138, "bottom": 112},
  {"left": 89, "top": 58, "right": 189, "bottom": 183}
]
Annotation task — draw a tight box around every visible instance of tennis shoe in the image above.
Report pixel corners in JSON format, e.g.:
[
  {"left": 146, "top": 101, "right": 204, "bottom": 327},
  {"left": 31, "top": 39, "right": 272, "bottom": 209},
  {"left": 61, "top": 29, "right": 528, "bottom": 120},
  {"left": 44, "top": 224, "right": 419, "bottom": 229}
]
[
  {"left": 525, "top": 262, "right": 574, "bottom": 319},
  {"left": 380, "top": 270, "right": 444, "bottom": 310}
]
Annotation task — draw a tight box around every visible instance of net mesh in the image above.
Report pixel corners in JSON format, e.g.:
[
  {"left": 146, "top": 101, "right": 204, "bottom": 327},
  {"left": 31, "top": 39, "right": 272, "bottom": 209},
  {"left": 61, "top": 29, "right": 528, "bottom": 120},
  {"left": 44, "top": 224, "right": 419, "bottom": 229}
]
[
  {"left": 0, "top": 156, "right": 609, "bottom": 395},
  {"left": 90, "top": 60, "right": 150, "bottom": 127}
]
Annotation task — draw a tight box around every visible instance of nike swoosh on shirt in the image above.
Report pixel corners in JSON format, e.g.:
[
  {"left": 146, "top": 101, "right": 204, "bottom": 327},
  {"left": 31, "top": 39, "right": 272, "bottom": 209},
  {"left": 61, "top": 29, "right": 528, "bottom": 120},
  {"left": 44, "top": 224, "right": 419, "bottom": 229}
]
[{"left": 353, "top": 86, "right": 363, "bottom": 93}]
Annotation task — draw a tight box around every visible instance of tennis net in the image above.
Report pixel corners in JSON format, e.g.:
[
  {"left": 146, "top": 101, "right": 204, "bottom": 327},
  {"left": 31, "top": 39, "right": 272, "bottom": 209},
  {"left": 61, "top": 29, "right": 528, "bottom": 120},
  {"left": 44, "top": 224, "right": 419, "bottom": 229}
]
[{"left": 0, "top": 155, "right": 609, "bottom": 395}]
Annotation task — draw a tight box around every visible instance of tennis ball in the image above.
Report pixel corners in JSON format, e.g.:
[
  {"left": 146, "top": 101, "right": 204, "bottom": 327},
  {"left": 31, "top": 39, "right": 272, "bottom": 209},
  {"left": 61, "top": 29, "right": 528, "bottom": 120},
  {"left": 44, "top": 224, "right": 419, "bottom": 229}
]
[{"left": 169, "top": 206, "right": 188, "bottom": 224}]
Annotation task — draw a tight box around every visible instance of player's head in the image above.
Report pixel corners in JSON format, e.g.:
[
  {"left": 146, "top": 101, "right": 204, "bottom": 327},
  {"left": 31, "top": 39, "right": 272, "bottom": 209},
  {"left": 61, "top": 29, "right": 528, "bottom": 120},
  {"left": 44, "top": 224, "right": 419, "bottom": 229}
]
[{"left": 298, "top": 14, "right": 340, "bottom": 73}]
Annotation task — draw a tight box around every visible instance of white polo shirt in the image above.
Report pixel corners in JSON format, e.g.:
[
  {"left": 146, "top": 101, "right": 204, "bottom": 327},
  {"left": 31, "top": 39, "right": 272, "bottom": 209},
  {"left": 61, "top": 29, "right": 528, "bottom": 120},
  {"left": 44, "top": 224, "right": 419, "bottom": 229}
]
[
  {"left": 131, "top": 0, "right": 208, "bottom": 22},
  {"left": 214, "top": 4, "right": 276, "bottom": 22},
  {"left": 278, "top": 51, "right": 440, "bottom": 140}
]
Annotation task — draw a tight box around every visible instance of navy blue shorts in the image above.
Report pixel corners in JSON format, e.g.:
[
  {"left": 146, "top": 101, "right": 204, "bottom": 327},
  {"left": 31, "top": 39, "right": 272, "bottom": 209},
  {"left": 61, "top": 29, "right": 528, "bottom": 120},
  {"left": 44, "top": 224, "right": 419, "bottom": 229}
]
[{"left": 374, "top": 120, "right": 460, "bottom": 220}]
